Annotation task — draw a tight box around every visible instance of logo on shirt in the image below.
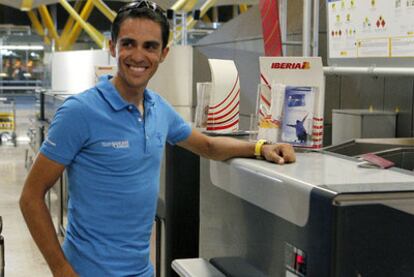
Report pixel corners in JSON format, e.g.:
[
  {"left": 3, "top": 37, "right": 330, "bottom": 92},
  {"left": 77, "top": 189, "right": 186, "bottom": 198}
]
[
  {"left": 101, "top": 140, "right": 130, "bottom": 149},
  {"left": 45, "top": 137, "right": 56, "bottom": 147}
]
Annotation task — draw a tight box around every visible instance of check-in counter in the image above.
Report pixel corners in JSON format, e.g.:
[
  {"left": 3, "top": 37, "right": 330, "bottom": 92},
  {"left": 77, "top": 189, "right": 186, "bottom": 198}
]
[{"left": 198, "top": 151, "right": 414, "bottom": 277}]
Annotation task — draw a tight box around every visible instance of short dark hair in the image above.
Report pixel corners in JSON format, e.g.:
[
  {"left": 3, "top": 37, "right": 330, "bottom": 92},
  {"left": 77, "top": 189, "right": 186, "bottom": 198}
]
[{"left": 111, "top": 1, "right": 170, "bottom": 49}]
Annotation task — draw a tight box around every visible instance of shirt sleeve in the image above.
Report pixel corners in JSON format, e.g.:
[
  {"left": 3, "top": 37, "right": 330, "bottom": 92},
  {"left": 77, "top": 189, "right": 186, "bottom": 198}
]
[
  {"left": 40, "top": 97, "right": 89, "bottom": 165},
  {"left": 164, "top": 101, "right": 192, "bottom": 145}
]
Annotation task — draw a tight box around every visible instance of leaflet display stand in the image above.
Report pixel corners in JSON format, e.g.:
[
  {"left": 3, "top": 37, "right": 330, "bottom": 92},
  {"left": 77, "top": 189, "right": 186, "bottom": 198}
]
[
  {"left": 205, "top": 59, "right": 240, "bottom": 133},
  {"left": 258, "top": 57, "right": 325, "bottom": 148}
]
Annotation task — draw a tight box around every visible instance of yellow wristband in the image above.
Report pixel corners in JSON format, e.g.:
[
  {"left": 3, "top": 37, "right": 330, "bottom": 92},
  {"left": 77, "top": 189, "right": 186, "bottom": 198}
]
[{"left": 254, "top": 139, "right": 267, "bottom": 157}]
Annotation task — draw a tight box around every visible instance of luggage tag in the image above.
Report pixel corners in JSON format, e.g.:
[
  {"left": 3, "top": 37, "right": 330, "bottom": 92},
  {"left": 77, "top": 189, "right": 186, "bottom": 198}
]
[{"left": 357, "top": 153, "right": 395, "bottom": 169}]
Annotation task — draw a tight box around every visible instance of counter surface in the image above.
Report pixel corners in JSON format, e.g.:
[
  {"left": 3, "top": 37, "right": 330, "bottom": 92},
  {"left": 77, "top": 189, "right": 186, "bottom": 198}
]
[{"left": 210, "top": 152, "right": 414, "bottom": 226}]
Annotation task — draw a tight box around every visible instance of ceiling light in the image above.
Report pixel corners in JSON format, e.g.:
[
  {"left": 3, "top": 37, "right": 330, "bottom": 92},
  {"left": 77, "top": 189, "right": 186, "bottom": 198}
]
[{"left": 0, "top": 45, "right": 44, "bottom": 50}]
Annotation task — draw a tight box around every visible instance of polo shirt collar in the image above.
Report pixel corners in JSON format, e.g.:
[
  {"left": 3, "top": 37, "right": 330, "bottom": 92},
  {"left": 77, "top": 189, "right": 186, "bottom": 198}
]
[{"left": 96, "top": 75, "right": 155, "bottom": 111}]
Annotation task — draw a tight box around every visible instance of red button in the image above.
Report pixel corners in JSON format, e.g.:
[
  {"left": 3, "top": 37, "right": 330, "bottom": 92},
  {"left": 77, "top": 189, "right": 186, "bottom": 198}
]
[{"left": 296, "top": 254, "right": 304, "bottom": 264}]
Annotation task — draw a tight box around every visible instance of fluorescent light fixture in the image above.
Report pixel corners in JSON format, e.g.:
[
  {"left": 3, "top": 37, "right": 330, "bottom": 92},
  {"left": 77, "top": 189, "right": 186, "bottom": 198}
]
[
  {"left": 30, "top": 52, "right": 40, "bottom": 58},
  {"left": 20, "top": 0, "right": 33, "bottom": 11},
  {"left": 0, "top": 50, "right": 13, "bottom": 56},
  {"left": 0, "top": 45, "right": 44, "bottom": 50}
]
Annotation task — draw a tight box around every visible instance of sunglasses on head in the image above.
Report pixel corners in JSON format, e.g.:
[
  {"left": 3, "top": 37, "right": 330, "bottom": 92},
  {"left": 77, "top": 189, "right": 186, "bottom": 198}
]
[{"left": 118, "top": 0, "right": 166, "bottom": 15}]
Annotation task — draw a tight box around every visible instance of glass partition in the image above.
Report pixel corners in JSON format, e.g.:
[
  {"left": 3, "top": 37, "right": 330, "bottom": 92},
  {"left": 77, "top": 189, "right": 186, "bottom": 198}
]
[{"left": 0, "top": 27, "right": 48, "bottom": 92}]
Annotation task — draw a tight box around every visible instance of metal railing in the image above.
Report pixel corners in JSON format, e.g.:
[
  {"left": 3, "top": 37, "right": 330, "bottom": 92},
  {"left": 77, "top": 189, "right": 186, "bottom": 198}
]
[
  {"left": 323, "top": 66, "right": 414, "bottom": 77},
  {"left": 0, "top": 216, "right": 4, "bottom": 277},
  {"left": 0, "top": 80, "right": 43, "bottom": 91}
]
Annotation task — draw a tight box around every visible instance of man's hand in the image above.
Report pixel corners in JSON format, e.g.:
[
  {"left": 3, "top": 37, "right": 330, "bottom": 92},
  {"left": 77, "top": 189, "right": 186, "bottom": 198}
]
[
  {"left": 53, "top": 262, "right": 78, "bottom": 277},
  {"left": 261, "top": 143, "right": 296, "bottom": 164}
]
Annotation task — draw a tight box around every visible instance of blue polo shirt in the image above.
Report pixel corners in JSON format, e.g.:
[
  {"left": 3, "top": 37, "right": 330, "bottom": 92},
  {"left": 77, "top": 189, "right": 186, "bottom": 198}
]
[{"left": 40, "top": 75, "right": 192, "bottom": 276}]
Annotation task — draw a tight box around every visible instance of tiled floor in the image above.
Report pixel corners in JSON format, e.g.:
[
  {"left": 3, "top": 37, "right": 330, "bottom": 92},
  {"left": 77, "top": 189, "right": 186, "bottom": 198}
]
[
  {"left": 0, "top": 145, "right": 51, "bottom": 276},
  {"left": 0, "top": 94, "right": 51, "bottom": 276}
]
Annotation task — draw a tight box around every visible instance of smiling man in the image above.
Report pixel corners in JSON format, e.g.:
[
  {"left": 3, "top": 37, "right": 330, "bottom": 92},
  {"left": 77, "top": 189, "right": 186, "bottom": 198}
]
[{"left": 19, "top": 1, "right": 295, "bottom": 277}]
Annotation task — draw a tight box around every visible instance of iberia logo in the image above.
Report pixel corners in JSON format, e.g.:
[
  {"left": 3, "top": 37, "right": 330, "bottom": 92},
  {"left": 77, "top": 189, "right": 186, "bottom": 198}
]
[{"left": 271, "top": 62, "right": 310, "bottom": 70}]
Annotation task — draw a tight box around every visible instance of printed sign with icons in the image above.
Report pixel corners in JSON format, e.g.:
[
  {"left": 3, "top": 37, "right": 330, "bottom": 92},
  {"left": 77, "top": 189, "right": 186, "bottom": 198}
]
[{"left": 327, "top": 0, "right": 414, "bottom": 59}]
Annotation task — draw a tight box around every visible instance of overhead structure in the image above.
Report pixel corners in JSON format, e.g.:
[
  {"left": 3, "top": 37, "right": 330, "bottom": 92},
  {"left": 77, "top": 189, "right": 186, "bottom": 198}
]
[
  {"left": 58, "top": 0, "right": 99, "bottom": 49},
  {"left": 168, "top": 0, "right": 256, "bottom": 46},
  {"left": 0, "top": 0, "right": 256, "bottom": 50},
  {"left": 0, "top": 0, "right": 58, "bottom": 11},
  {"left": 37, "top": 4, "right": 61, "bottom": 48},
  {"left": 168, "top": 0, "right": 217, "bottom": 46},
  {"left": 21, "top": 0, "right": 115, "bottom": 50}
]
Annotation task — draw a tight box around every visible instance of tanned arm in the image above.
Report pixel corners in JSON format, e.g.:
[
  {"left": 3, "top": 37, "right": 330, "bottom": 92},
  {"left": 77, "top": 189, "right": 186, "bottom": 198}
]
[
  {"left": 20, "top": 153, "right": 78, "bottom": 277},
  {"left": 178, "top": 129, "right": 296, "bottom": 164}
]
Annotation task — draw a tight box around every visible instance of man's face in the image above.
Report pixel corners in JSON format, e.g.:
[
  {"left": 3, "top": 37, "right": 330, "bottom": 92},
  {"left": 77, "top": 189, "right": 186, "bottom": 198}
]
[
  {"left": 15, "top": 60, "right": 22, "bottom": 68},
  {"left": 109, "top": 17, "right": 169, "bottom": 92}
]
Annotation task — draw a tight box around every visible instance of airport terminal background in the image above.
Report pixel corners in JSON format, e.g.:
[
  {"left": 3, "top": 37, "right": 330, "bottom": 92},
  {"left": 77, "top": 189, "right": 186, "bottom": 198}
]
[{"left": 1, "top": 0, "right": 414, "bottom": 276}]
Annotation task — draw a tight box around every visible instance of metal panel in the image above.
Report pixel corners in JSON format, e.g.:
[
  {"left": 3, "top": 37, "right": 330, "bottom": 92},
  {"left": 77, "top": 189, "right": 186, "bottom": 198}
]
[
  {"left": 285, "top": 34, "right": 303, "bottom": 56},
  {"left": 318, "top": 33, "right": 328, "bottom": 63},
  {"left": 362, "top": 114, "right": 396, "bottom": 138},
  {"left": 333, "top": 110, "right": 396, "bottom": 143},
  {"left": 359, "top": 76, "right": 385, "bottom": 109},
  {"left": 340, "top": 75, "right": 385, "bottom": 109},
  {"left": 332, "top": 113, "right": 361, "bottom": 145},
  {"left": 324, "top": 75, "right": 341, "bottom": 124},
  {"left": 192, "top": 48, "right": 211, "bottom": 89},
  {"left": 384, "top": 77, "right": 414, "bottom": 137},
  {"left": 339, "top": 76, "right": 361, "bottom": 109},
  {"left": 195, "top": 6, "right": 263, "bottom": 47},
  {"left": 286, "top": 0, "right": 303, "bottom": 34}
]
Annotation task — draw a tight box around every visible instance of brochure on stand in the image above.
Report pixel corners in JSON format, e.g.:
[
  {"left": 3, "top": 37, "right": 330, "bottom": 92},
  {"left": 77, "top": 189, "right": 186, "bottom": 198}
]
[
  {"left": 281, "top": 86, "right": 317, "bottom": 147},
  {"left": 258, "top": 57, "right": 325, "bottom": 148}
]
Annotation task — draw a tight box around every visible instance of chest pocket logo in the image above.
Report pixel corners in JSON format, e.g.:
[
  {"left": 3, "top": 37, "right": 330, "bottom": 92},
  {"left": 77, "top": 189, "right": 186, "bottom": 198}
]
[
  {"left": 101, "top": 140, "right": 130, "bottom": 149},
  {"left": 156, "top": 133, "right": 164, "bottom": 147}
]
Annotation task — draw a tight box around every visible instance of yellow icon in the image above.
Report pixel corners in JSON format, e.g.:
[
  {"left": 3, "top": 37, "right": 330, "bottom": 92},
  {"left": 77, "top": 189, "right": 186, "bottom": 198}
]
[
  {"left": 371, "top": 0, "right": 376, "bottom": 7},
  {"left": 341, "top": 0, "right": 345, "bottom": 8},
  {"left": 347, "top": 14, "right": 351, "bottom": 21},
  {"left": 336, "top": 15, "right": 341, "bottom": 22},
  {"left": 350, "top": 0, "right": 355, "bottom": 7}
]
